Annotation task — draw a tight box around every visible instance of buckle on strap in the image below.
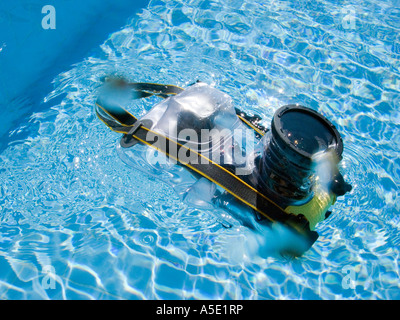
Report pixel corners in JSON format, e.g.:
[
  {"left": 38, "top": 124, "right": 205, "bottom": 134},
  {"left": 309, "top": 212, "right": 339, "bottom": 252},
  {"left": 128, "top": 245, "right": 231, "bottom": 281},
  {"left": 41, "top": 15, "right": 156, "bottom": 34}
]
[{"left": 120, "top": 119, "right": 153, "bottom": 148}]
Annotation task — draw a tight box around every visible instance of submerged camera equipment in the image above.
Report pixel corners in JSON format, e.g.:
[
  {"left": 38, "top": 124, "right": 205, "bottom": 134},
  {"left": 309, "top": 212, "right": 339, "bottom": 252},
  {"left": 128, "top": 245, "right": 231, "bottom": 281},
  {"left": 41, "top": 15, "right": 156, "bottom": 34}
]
[
  {"left": 95, "top": 79, "right": 352, "bottom": 255},
  {"left": 256, "top": 105, "right": 351, "bottom": 206}
]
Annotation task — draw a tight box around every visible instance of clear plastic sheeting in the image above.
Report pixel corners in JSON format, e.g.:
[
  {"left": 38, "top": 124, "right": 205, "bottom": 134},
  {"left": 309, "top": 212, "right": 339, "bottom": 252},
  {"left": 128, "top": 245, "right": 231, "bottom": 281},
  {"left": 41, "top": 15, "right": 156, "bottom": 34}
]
[
  {"left": 143, "top": 83, "right": 238, "bottom": 139},
  {"left": 140, "top": 83, "right": 256, "bottom": 168}
]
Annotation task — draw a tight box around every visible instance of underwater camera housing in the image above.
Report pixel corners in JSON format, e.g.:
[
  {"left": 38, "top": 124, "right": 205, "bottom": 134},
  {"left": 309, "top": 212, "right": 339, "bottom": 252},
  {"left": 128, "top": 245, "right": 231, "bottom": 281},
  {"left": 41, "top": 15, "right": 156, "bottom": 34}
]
[
  {"left": 253, "top": 104, "right": 352, "bottom": 256},
  {"left": 259, "top": 104, "right": 352, "bottom": 207},
  {"left": 95, "top": 79, "right": 352, "bottom": 256}
]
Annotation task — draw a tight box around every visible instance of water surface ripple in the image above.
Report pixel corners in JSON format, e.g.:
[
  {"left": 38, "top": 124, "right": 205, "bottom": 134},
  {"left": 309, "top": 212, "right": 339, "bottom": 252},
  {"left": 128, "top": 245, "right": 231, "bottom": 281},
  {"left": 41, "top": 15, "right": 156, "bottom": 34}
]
[{"left": 0, "top": 0, "right": 399, "bottom": 299}]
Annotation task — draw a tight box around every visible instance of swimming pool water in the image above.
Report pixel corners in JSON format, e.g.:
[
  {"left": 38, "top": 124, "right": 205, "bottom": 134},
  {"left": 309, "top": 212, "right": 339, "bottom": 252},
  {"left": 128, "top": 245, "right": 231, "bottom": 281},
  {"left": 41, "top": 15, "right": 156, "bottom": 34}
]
[{"left": 0, "top": 0, "right": 399, "bottom": 299}]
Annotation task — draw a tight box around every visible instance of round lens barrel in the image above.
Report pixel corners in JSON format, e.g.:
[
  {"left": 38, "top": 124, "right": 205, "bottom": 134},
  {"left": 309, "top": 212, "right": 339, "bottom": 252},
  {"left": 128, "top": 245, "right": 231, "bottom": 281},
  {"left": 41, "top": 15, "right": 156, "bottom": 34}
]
[
  {"left": 257, "top": 105, "right": 344, "bottom": 203},
  {"left": 271, "top": 105, "right": 343, "bottom": 168}
]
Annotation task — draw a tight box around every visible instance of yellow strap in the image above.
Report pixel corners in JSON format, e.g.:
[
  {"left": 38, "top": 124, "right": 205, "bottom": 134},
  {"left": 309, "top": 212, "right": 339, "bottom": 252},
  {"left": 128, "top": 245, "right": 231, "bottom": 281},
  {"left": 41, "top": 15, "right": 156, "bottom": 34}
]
[
  {"left": 237, "top": 114, "right": 266, "bottom": 137},
  {"left": 128, "top": 126, "right": 285, "bottom": 222}
]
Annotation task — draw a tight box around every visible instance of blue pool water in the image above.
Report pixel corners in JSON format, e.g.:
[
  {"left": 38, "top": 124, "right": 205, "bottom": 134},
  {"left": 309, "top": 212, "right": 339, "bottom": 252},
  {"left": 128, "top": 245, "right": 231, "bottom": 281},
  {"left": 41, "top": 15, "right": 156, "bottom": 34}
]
[{"left": 0, "top": 0, "right": 399, "bottom": 299}]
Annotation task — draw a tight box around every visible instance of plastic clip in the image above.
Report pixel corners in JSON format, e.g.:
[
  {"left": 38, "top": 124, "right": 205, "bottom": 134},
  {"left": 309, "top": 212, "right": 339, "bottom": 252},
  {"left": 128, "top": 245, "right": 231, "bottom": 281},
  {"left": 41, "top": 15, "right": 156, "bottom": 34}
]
[{"left": 120, "top": 119, "right": 153, "bottom": 148}]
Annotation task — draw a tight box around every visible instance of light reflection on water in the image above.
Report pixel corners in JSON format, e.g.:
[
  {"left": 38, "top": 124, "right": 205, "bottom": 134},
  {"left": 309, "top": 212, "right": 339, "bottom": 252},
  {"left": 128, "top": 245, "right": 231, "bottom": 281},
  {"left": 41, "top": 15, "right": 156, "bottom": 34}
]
[{"left": 0, "top": 0, "right": 399, "bottom": 299}]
